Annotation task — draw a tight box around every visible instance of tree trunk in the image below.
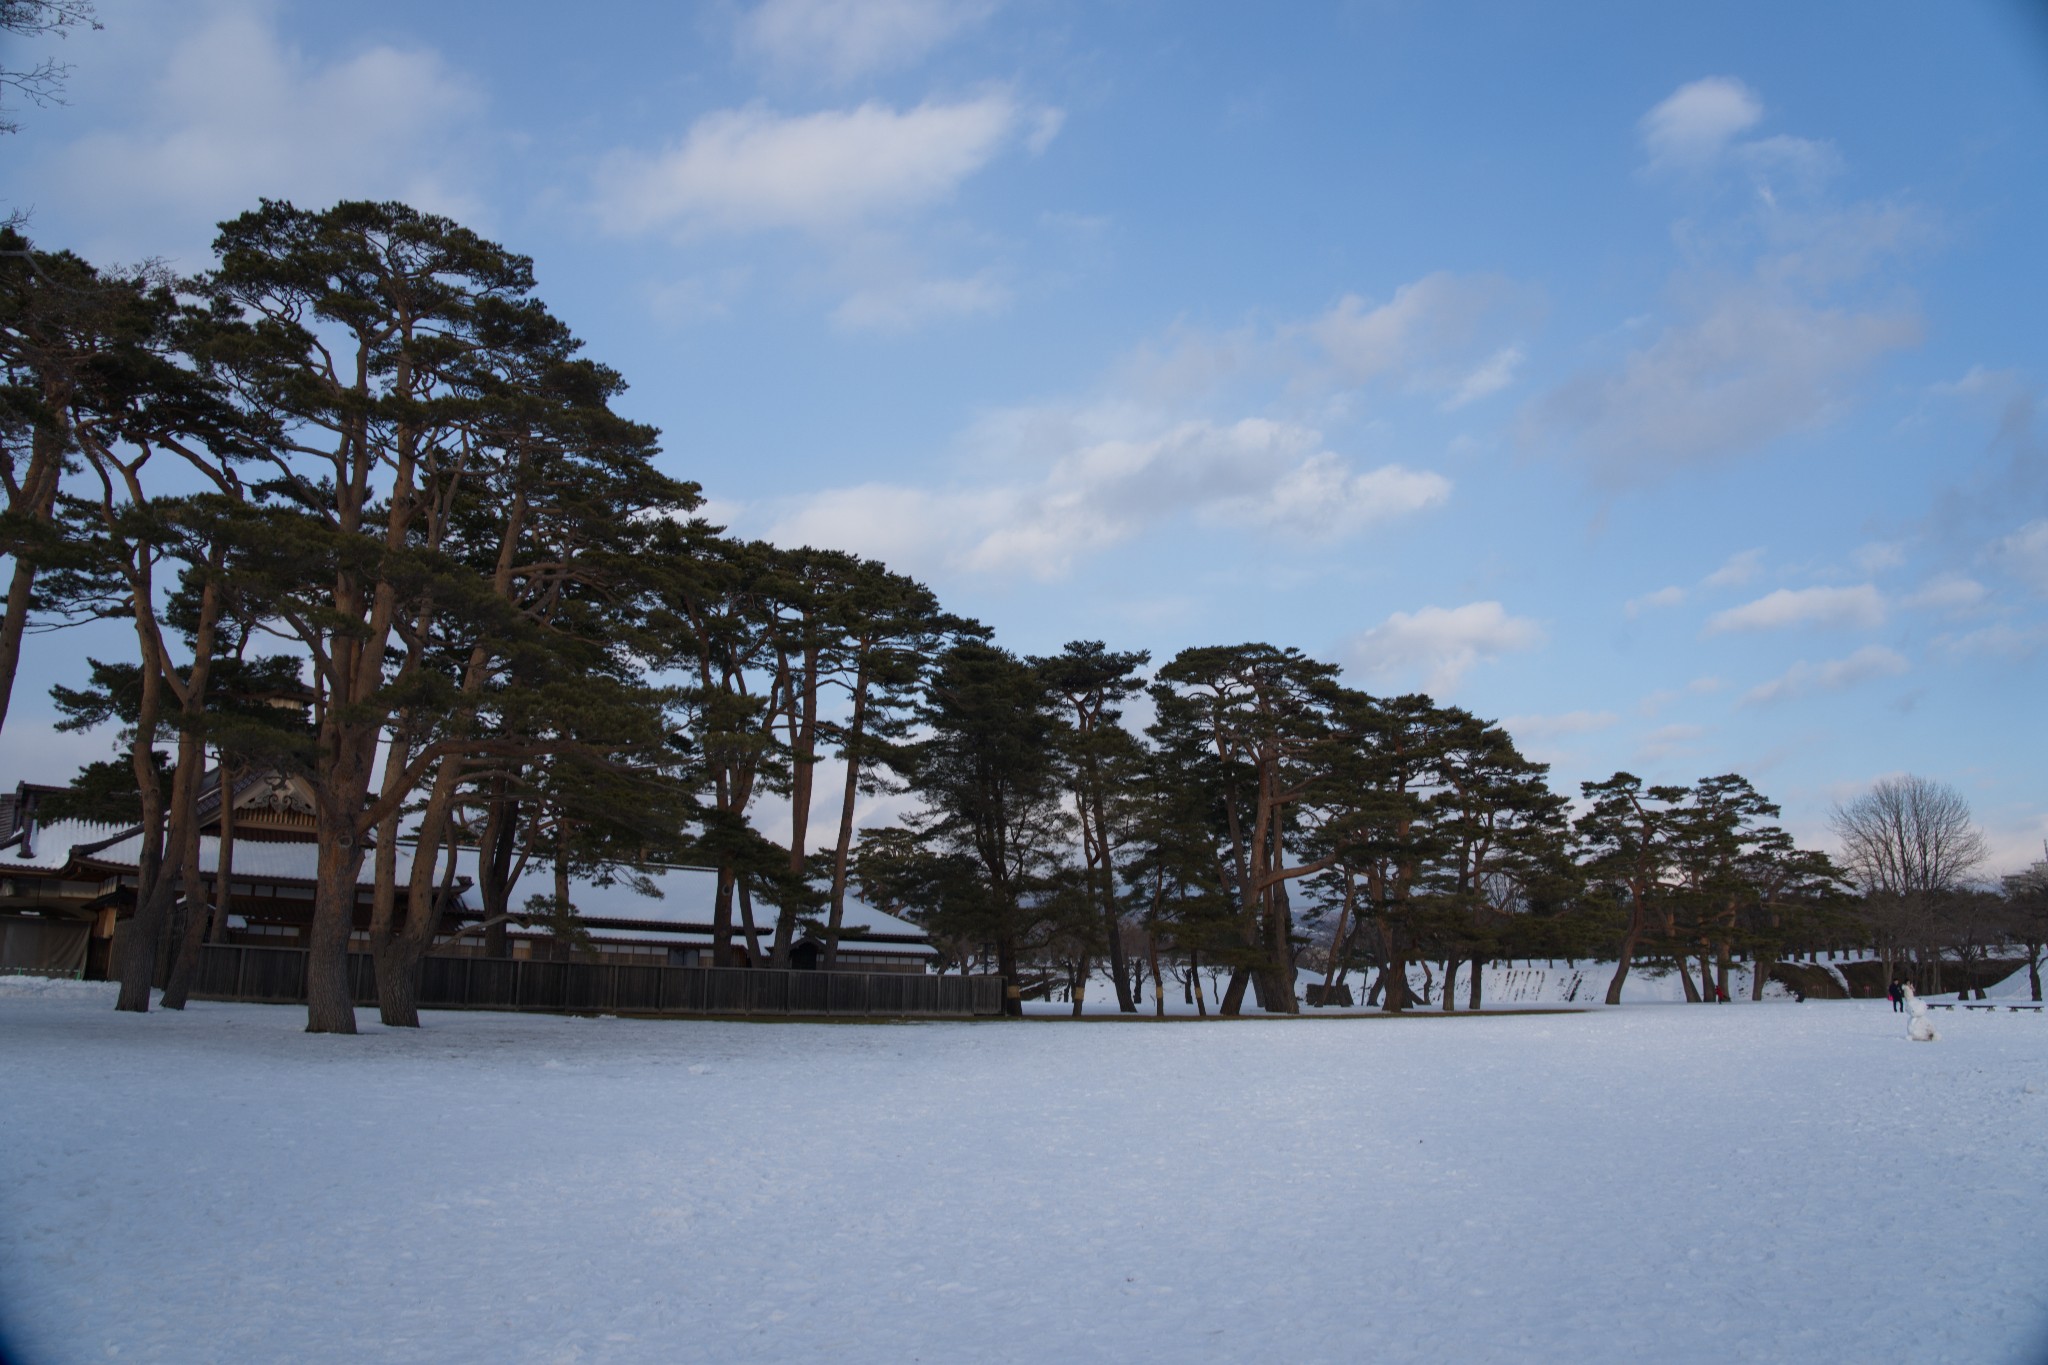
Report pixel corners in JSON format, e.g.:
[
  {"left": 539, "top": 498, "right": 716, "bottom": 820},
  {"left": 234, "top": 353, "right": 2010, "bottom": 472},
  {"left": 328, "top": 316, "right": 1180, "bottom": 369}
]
[
  {"left": 773, "top": 636, "right": 822, "bottom": 970},
  {"left": 712, "top": 863, "right": 737, "bottom": 967},
  {"left": 372, "top": 936, "right": 421, "bottom": 1028},
  {"left": 1258, "top": 879, "right": 1299, "bottom": 1015},
  {"left": 996, "top": 932, "right": 1021, "bottom": 1017},
  {"left": 1382, "top": 955, "right": 1415, "bottom": 1012},
  {"left": 207, "top": 766, "right": 239, "bottom": 943},
  {"left": 1604, "top": 911, "right": 1644, "bottom": 1006},
  {"left": 1319, "top": 881, "right": 1355, "bottom": 1003},
  {"left": 1468, "top": 955, "right": 1483, "bottom": 1011},
  {"left": 1677, "top": 953, "right": 1701, "bottom": 1003},
  {"left": 158, "top": 820, "right": 212, "bottom": 1009},
  {"left": 737, "top": 881, "right": 764, "bottom": 966},
  {"left": 0, "top": 552, "right": 43, "bottom": 738},
  {"left": 112, "top": 663, "right": 169, "bottom": 1014},
  {"left": 1219, "top": 963, "right": 1251, "bottom": 1016},
  {"left": 1441, "top": 958, "right": 1458, "bottom": 1011},
  {"left": 1086, "top": 774, "right": 1132, "bottom": 1014},
  {"left": 304, "top": 798, "right": 367, "bottom": 1035},
  {"left": 823, "top": 659, "right": 871, "bottom": 971},
  {"left": 479, "top": 788, "right": 520, "bottom": 959},
  {"left": 0, "top": 414, "right": 64, "bottom": 740},
  {"left": 364, "top": 731, "right": 415, "bottom": 1023}
]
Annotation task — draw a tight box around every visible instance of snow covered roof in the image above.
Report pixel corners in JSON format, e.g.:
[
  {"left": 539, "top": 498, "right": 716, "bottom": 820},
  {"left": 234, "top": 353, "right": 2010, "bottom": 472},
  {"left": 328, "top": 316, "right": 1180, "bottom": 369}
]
[
  {"left": 431, "top": 849, "right": 932, "bottom": 953},
  {"left": 68, "top": 832, "right": 446, "bottom": 887},
  {"left": 1, "top": 818, "right": 133, "bottom": 872}
]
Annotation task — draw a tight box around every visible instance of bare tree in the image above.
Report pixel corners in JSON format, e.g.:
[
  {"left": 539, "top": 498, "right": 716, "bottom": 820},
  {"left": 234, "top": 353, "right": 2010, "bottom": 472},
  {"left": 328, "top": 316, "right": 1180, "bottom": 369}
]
[
  {"left": 1831, "top": 775, "right": 1988, "bottom": 993},
  {"left": 2, "top": 1, "right": 101, "bottom": 136},
  {"left": 1830, "top": 775, "right": 1987, "bottom": 896}
]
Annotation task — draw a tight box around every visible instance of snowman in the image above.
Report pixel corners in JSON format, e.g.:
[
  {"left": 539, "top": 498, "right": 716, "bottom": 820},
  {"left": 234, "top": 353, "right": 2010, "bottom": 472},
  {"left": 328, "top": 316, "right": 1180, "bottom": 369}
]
[{"left": 1901, "top": 983, "right": 1938, "bottom": 1042}]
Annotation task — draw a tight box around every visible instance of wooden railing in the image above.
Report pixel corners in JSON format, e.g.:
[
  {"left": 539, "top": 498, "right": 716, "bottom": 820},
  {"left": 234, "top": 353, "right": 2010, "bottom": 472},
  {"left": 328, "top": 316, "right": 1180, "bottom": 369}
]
[{"left": 175, "top": 944, "right": 1005, "bottom": 1018}]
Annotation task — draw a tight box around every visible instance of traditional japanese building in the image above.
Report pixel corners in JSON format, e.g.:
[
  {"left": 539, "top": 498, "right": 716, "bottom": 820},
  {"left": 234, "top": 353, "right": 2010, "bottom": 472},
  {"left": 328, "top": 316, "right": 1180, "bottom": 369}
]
[{"left": 0, "top": 773, "right": 936, "bottom": 978}]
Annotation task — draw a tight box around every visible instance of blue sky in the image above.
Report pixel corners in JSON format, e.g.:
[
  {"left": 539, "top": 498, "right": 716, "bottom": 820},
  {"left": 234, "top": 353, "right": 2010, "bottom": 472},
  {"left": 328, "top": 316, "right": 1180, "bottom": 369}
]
[{"left": 4, "top": 0, "right": 2045, "bottom": 870}]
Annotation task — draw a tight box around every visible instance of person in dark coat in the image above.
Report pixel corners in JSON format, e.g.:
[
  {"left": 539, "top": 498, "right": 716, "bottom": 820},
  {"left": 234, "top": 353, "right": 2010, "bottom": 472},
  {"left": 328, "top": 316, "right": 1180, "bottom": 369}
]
[{"left": 1888, "top": 979, "right": 1904, "bottom": 1013}]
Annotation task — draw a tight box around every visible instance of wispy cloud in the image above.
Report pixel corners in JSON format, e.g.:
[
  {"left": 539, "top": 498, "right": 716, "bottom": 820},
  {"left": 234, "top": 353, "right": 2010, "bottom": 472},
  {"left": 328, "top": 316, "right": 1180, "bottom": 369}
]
[
  {"left": 593, "top": 94, "right": 1043, "bottom": 237},
  {"left": 1707, "top": 584, "right": 1886, "bottom": 633},
  {"left": 1944, "top": 622, "right": 2048, "bottom": 659},
  {"left": 1625, "top": 585, "right": 1686, "bottom": 618},
  {"left": 1302, "top": 272, "right": 1537, "bottom": 401},
  {"left": 1348, "top": 601, "right": 1545, "bottom": 695},
  {"left": 1703, "top": 547, "right": 1765, "bottom": 588},
  {"left": 1901, "top": 573, "right": 1986, "bottom": 615},
  {"left": 35, "top": 1, "right": 488, "bottom": 263},
  {"left": 831, "top": 269, "right": 1010, "bottom": 331},
  {"left": 766, "top": 417, "right": 1448, "bottom": 581},
  {"left": 1639, "top": 76, "right": 1763, "bottom": 169},
  {"left": 1638, "top": 722, "right": 1705, "bottom": 763},
  {"left": 1742, "top": 645, "right": 1908, "bottom": 705},
  {"left": 1637, "top": 676, "right": 1725, "bottom": 717},
  {"left": 737, "top": 0, "right": 998, "bottom": 84},
  {"left": 1523, "top": 78, "right": 1921, "bottom": 485},
  {"left": 1996, "top": 518, "right": 2048, "bottom": 596},
  {"left": 1501, "top": 709, "right": 1619, "bottom": 739},
  {"left": 1522, "top": 290, "right": 1918, "bottom": 484}
]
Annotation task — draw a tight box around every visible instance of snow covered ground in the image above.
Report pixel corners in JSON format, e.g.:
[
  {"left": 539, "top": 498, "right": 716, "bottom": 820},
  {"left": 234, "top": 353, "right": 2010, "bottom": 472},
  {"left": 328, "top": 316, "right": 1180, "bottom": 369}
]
[{"left": 4, "top": 980, "right": 2046, "bottom": 1364}]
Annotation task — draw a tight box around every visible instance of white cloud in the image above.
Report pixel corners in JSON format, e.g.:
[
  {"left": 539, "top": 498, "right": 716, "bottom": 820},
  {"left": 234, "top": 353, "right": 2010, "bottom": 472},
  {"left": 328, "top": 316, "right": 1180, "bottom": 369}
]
[
  {"left": 1637, "top": 675, "right": 1725, "bottom": 717},
  {"left": 1304, "top": 273, "right": 1533, "bottom": 397},
  {"left": 1703, "top": 548, "right": 1765, "bottom": 588},
  {"left": 648, "top": 267, "right": 754, "bottom": 325},
  {"left": 1501, "top": 710, "right": 1619, "bottom": 739},
  {"left": 1707, "top": 584, "right": 1887, "bottom": 633},
  {"left": 1529, "top": 79, "right": 1920, "bottom": 485},
  {"left": 594, "top": 94, "right": 1040, "bottom": 236},
  {"left": 1348, "top": 601, "right": 1545, "bottom": 695},
  {"left": 1945, "top": 622, "right": 2048, "bottom": 659},
  {"left": 1213, "top": 451, "right": 1449, "bottom": 539},
  {"left": 1742, "top": 645, "right": 1908, "bottom": 706},
  {"left": 1499, "top": 708, "right": 1618, "bottom": 764},
  {"left": 832, "top": 270, "right": 1010, "bottom": 331},
  {"left": 1625, "top": 585, "right": 1686, "bottom": 618},
  {"left": 1638, "top": 722, "right": 1705, "bottom": 762},
  {"left": 766, "top": 416, "right": 1448, "bottom": 581},
  {"left": 37, "top": 3, "right": 487, "bottom": 263},
  {"left": 737, "top": 0, "right": 997, "bottom": 83},
  {"left": 1852, "top": 541, "right": 1907, "bottom": 574},
  {"left": 1442, "top": 345, "right": 1525, "bottom": 410},
  {"left": 1640, "top": 77, "right": 1763, "bottom": 168},
  {"left": 1996, "top": 519, "right": 2048, "bottom": 595},
  {"left": 1902, "top": 573, "right": 1986, "bottom": 615},
  {"left": 1523, "top": 290, "right": 1919, "bottom": 483}
]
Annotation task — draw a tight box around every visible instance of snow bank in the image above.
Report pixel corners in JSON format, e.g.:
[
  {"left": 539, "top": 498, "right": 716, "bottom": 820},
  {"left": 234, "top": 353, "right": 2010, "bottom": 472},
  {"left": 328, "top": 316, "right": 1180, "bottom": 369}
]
[
  {"left": 0, "top": 973, "right": 118, "bottom": 1001},
  {"left": 1024, "top": 958, "right": 1800, "bottom": 1015},
  {"left": 3, "top": 992, "right": 2046, "bottom": 1364}
]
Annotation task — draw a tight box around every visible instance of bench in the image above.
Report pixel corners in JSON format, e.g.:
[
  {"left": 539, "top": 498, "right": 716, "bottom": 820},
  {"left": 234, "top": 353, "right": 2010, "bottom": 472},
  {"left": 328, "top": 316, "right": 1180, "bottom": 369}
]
[{"left": 1929, "top": 1001, "right": 2040, "bottom": 1011}]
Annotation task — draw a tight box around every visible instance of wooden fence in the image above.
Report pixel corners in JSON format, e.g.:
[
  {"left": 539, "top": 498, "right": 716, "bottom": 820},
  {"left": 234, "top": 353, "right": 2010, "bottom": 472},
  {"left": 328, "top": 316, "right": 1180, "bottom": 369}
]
[{"left": 175, "top": 943, "right": 1004, "bottom": 1018}]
